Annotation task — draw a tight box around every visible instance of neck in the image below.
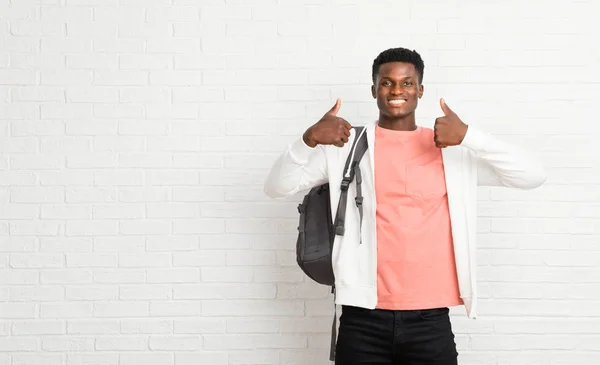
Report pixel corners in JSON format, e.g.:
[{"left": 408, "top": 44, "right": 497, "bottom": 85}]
[{"left": 377, "top": 114, "right": 417, "bottom": 131}]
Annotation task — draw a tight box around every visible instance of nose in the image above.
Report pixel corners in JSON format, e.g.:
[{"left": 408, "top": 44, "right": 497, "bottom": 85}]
[{"left": 391, "top": 84, "right": 403, "bottom": 95}]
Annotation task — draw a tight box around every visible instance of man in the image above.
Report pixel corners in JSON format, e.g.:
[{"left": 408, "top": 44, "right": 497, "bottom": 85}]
[{"left": 264, "top": 47, "right": 546, "bottom": 365}]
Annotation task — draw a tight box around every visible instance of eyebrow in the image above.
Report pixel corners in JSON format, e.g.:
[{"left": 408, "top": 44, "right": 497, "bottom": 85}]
[{"left": 380, "top": 76, "right": 414, "bottom": 81}]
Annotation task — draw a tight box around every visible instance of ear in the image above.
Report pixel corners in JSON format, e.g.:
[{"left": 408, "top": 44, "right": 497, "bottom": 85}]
[
  {"left": 418, "top": 84, "right": 424, "bottom": 99},
  {"left": 371, "top": 84, "right": 376, "bottom": 98}
]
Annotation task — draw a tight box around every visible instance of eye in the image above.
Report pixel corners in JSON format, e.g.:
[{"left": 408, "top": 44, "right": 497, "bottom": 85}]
[
  {"left": 404, "top": 81, "right": 412, "bottom": 86},
  {"left": 382, "top": 80, "right": 392, "bottom": 86}
]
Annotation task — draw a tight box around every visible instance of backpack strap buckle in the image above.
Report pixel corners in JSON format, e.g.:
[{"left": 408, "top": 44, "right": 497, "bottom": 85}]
[
  {"left": 340, "top": 178, "right": 351, "bottom": 191},
  {"left": 355, "top": 196, "right": 363, "bottom": 207}
]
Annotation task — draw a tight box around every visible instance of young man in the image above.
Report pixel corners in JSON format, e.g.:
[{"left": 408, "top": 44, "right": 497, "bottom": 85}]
[{"left": 264, "top": 48, "right": 546, "bottom": 365}]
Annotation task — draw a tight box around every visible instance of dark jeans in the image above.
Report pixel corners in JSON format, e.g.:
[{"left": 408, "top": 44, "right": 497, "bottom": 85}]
[{"left": 335, "top": 305, "right": 458, "bottom": 365}]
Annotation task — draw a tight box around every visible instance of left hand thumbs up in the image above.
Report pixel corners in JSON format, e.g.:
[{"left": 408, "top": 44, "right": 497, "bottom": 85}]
[{"left": 434, "top": 98, "right": 468, "bottom": 148}]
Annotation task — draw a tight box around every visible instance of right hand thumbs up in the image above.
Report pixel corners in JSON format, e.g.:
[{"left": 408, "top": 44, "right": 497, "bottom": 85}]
[
  {"left": 303, "top": 99, "right": 352, "bottom": 148},
  {"left": 328, "top": 98, "right": 342, "bottom": 116}
]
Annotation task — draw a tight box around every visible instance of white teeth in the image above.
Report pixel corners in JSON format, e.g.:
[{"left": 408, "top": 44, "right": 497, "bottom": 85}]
[{"left": 389, "top": 100, "right": 406, "bottom": 104}]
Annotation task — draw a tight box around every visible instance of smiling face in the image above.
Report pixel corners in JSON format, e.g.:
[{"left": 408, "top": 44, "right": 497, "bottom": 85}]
[{"left": 371, "top": 62, "right": 424, "bottom": 121}]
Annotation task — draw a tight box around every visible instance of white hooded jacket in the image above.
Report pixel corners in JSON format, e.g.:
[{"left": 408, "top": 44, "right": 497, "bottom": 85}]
[{"left": 264, "top": 121, "right": 546, "bottom": 319}]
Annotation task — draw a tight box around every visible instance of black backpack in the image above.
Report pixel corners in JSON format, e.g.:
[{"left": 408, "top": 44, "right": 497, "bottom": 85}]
[{"left": 294, "top": 126, "right": 368, "bottom": 361}]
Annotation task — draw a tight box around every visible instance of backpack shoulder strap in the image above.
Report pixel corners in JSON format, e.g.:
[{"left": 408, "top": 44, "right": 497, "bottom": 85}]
[{"left": 333, "top": 126, "right": 368, "bottom": 236}]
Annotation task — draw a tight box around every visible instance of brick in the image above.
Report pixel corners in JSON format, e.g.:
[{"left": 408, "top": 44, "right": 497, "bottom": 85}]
[
  {"left": 174, "top": 319, "right": 225, "bottom": 334},
  {"left": 94, "top": 336, "right": 148, "bottom": 350},
  {"left": 65, "top": 220, "right": 118, "bottom": 236},
  {"left": 40, "top": 137, "right": 91, "bottom": 154},
  {"left": 228, "top": 351, "right": 279, "bottom": 365},
  {"left": 93, "top": 302, "right": 149, "bottom": 318},
  {"left": 11, "top": 320, "right": 65, "bottom": 335},
  {"left": 175, "top": 353, "right": 227, "bottom": 365},
  {"left": 40, "top": 303, "right": 93, "bottom": 318},
  {"left": 0, "top": 337, "right": 38, "bottom": 351},
  {"left": 145, "top": 171, "right": 199, "bottom": 186},
  {"left": 150, "top": 302, "right": 202, "bottom": 317},
  {"left": 66, "top": 286, "right": 118, "bottom": 300},
  {"left": 10, "top": 53, "right": 63, "bottom": 69},
  {"left": 66, "top": 188, "right": 118, "bottom": 203},
  {"left": 147, "top": 268, "right": 199, "bottom": 283},
  {"left": 41, "top": 270, "right": 92, "bottom": 285},
  {"left": 93, "top": 237, "right": 145, "bottom": 252},
  {"left": 121, "top": 319, "right": 173, "bottom": 334},
  {"left": 0, "top": 69, "right": 37, "bottom": 84},
  {"left": 67, "top": 320, "right": 119, "bottom": 335},
  {"left": 66, "top": 354, "right": 118, "bottom": 365},
  {"left": 149, "top": 71, "right": 202, "bottom": 86},
  {"left": 120, "top": 353, "right": 174, "bottom": 365},
  {"left": 10, "top": 254, "right": 64, "bottom": 269},
  {"left": 10, "top": 221, "right": 63, "bottom": 236},
  {"left": 119, "top": 220, "right": 171, "bottom": 235},
  {"left": 172, "top": 219, "right": 225, "bottom": 234},
  {"left": 173, "top": 283, "right": 276, "bottom": 300},
  {"left": 93, "top": 171, "right": 144, "bottom": 186},
  {"left": 93, "top": 136, "right": 145, "bottom": 152},
  {"left": 40, "top": 171, "right": 94, "bottom": 186},
  {"left": 66, "top": 22, "right": 117, "bottom": 38},
  {"left": 12, "top": 354, "right": 64, "bottom": 365},
  {"left": 0, "top": 204, "right": 38, "bottom": 219},
  {"left": 146, "top": 6, "right": 200, "bottom": 22},
  {"left": 40, "top": 238, "right": 92, "bottom": 253},
  {"left": 65, "top": 121, "right": 117, "bottom": 135},
  {"left": 0, "top": 303, "right": 36, "bottom": 318},
  {"left": 119, "top": 253, "right": 171, "bottom": 268},
  {"left": 119, "top": 285, "right": 170, "bottom": 300},
  {"left": 146, "top": 203, "right": 197, "bottom": 218},
  {"left": 11, "top": 86, "right": 64, "bottom": 102},
  {"left": 202, "top": 300, "right": 303, "bottom": 316},
  {"left": 116, "top": 21, "right": 162, "bottom": 38},
  {"left": 0, "top": 237, "right": 36, "bottom": 252},
  {"left": 147, "top": 136, "right": 200, "bottom": 151},
  {"left": 93, "top": 269, "right": 145, "bottom": 284},
  {"left": 0, "top": 172, "right": 37, "bottom": 186},
  {"left": 201, "top": 6, "right": 251, "bottom": 20},
  {"left": 173, "top": 54, "right": 224, "bottom": 69},
  {"left": 10, "top": 156, "right": 65, "bottom": 171},
  {"left": 40, "top": 70, "right": 93, "bottom": 86},
  {"left": 93, "top": 7, "right": 144, "bottom": 22},
  {"left": 148, "top": 335, "right": 202, "bottom": 350},
  {"left": 93, "top": 39, "right": 144, "bottom": 53},
  {"left": 146, "top": 38, "right": 201, "bottom": 54},
  {"left": 174, "top": 251, "right": 226, "bottom": 268},
  {"left": 41, "top": 6, "right": 92, "bottom": 21},
  {"left": 66, "top": 86, "right": 118, "bottom": 102}
]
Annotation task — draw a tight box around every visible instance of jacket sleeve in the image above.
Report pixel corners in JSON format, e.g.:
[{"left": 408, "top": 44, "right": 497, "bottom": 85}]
[
  {"left": 263, "top": 136, "right": 329, "bottom": 199},
  {"left": 460, "top": 125, "right": 547, "bottom": 189}
]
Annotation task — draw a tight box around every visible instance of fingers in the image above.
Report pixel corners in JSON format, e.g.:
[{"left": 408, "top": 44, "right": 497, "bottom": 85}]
[
  {"left": 433, "top": 131, "right": 445, "bottom": 148},
  {"left": 440, "top": 98, "right": 453, "bottom": 116},
  {"left": 343, "top": 120, "right": 352, "bottom": 130},
  {"left": 328, "top": 98, "right": 342, "bottom": 116},
  {"left": 337, "top": 117, "right": 351, "bottom": 131}
]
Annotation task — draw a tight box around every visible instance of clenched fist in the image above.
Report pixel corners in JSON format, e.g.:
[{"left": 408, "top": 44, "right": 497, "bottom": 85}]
[
  {"left": 434, "top": 98, "right": 468, "bottom": 148},
  {"left": 303, "top": 99, "right": 352, "bottom": 148}
]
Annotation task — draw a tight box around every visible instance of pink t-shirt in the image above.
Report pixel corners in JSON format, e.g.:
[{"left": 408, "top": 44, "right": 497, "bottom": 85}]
[{"left": 374, "top": 124, "right": 463, "bottom": 310}]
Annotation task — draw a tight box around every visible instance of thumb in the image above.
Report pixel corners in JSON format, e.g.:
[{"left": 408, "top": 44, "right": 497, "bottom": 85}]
[
  {"left": 328, "top": 98, "right": 341, "bottom": 115},
  {"left": 440, "top": 98, "right": 452, "bottom": 116}
]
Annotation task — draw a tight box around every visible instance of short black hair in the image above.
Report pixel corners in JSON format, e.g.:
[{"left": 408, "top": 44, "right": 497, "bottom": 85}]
[{"left": 372, "top": 47, "right": 425, "bottom": 85}]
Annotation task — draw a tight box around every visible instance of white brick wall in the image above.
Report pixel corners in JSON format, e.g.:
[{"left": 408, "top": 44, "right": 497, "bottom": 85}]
[{"left": 0, "top": 0, "right": 599, "bottom": 364}]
